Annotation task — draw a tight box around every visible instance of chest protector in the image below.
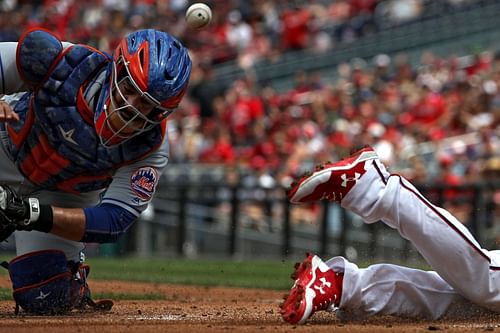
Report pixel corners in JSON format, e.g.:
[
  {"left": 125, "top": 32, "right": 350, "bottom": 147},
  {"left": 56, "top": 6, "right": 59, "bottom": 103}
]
[{"left": 3, "top": 29, "right": 165, "bottom": 193}]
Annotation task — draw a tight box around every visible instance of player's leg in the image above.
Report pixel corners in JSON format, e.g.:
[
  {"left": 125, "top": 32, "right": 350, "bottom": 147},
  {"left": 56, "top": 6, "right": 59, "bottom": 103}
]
[
  {"left": 14, "top": 231, "right": 84, "bottom": 260},
  {"left": 337, "top": 152, "right": 500, "bottom": 311},
  {"left": 284, "top": 146, "right": 500, "bottom": 323},
  {"left": 325, "top": 256, "right": 483, "bottom": 321}
]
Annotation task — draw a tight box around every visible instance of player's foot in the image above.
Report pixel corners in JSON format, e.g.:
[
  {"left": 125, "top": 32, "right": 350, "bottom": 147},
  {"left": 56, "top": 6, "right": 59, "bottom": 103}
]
[
  {"left": 287, "top": 146, "right": 379, "bottom": 203},
  {"left": 280, "top": 253, "right": 343, "bottom": 324}
]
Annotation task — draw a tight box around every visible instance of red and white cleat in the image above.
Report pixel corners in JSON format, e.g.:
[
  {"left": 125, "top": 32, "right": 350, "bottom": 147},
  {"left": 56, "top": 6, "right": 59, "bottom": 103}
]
[
  {"left": 280, "top": 253, "right": 343, "bottom": 324},
  {"left": 287, "top": 146, "right": 379, "bottom": 204}
]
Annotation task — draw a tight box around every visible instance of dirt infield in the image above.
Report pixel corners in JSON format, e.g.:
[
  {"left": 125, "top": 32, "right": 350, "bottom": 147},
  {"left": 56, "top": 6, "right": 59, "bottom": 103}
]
[{"left": 0, "top": 277, "right": 498, "bottom": 333}]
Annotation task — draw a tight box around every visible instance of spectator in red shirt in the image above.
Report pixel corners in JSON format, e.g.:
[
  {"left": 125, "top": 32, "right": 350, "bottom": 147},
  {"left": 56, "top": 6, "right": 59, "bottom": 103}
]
[
  {"left": 404, "top": 84, "right": 447, "bottom": 125},
  {"left": 281, "top": 5, "right": 311, "bottom": 50},
  {"left": 199, "top": 127, "right": 236, "bottom": 164},
  {"left": 223, "top": 80, "right": 265, "bottom": 145}
]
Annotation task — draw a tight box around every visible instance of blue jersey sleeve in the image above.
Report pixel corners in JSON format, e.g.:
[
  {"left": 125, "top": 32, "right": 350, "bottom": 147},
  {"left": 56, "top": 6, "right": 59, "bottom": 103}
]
[{"left": 82, "top": 203, "right": 137, "bottom": 243}]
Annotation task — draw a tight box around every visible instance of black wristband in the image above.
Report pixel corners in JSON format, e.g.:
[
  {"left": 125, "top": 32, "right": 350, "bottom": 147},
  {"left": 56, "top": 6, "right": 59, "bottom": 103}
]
[{"left": 31, "top": 204, "right": 53, "bottom": 233}]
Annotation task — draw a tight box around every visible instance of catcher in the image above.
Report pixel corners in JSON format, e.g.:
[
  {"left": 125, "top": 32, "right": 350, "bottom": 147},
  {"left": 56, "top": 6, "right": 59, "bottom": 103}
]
[
  {"left": 0, "top": 27, "right": 191, "bottom": 314},
  {"left": 281, "top": 146, "right": 500, "bottom": 324}
]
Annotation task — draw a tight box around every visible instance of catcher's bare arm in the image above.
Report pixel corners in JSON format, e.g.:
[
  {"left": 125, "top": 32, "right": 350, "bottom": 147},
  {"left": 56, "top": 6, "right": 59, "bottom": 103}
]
[{"left": 51, "top": 208, "right": 86, "bottom": 241}]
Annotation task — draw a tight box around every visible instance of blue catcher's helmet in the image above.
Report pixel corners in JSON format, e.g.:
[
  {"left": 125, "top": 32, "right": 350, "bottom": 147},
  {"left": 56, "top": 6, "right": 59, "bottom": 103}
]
[{"left": 96, "top": 29, "right": 192, "bottom": 146}]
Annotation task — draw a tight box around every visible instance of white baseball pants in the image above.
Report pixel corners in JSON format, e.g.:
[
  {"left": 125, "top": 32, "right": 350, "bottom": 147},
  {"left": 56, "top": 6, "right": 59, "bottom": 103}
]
[{"left": 326, "top": 159, "right": 500, "bottom": 319}]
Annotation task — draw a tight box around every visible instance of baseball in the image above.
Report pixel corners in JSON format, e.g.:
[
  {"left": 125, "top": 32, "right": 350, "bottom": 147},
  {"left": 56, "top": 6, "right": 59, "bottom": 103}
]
[{"left": 185, "top": 3, "right": 212, "bottom": 30}]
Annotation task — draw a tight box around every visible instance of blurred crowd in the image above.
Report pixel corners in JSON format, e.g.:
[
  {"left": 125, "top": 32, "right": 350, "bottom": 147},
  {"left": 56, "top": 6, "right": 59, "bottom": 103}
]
[
  {"left": 0, "top": 0, "right": 384, "bottom": 65},
  {"left": 0, "top": 0, "right": 477, "bottom": 68},
  {"left": 1, "top": 0, "right": 494, "bottom": 181},
  {"left": 1, "top": 0, "right": 499, "bottom": 243}
]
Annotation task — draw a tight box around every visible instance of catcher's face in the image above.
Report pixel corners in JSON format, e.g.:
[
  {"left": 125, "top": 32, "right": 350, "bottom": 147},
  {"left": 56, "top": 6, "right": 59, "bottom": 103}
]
[
  {"left": 107, "top": 79, "right": 156, "bottom": 135},
  {"left": 97, "top": 55, "right": 178, "bottom": 147},
  {"left": 97, "top": 64, "right": 168, "bottom": 146}
]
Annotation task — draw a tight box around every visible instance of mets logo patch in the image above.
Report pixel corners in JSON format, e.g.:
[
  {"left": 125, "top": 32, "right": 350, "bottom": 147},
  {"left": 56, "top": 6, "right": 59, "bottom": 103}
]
[{"left": 130, "top": 167, "right": 159, "bottom": 201}]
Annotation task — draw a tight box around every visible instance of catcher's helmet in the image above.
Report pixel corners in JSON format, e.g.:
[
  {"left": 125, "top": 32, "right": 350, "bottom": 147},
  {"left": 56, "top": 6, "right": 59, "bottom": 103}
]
[{"left": 96, "top": 29, "right": 192, "bottom": 146}]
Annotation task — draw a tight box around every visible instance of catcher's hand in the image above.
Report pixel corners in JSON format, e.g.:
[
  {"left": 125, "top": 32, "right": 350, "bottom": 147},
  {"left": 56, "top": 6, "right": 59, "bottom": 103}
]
[
  {"left": 0, "top": 185, "right": 39, "bottom": 241},
  {"left": 0, "top": 100, "right": 20, "bottom": 122}
]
